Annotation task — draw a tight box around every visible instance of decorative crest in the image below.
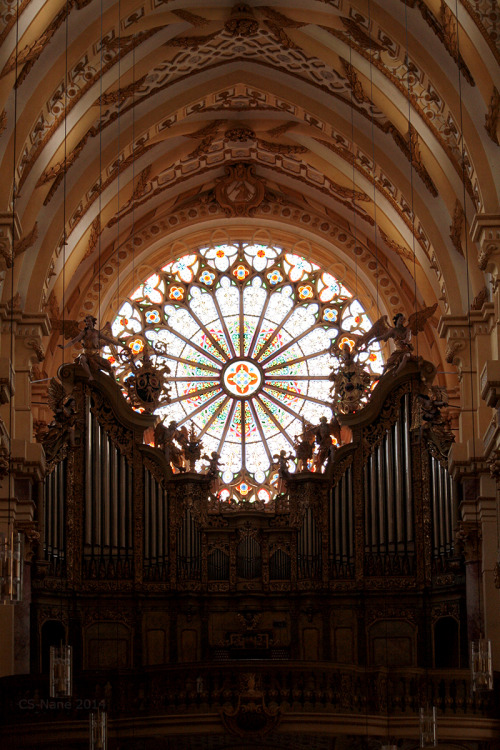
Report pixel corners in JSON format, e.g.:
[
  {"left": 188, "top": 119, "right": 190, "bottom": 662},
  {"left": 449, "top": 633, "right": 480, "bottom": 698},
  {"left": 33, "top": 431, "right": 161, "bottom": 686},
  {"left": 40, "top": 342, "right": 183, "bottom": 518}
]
[
  {"left": 329, "top": 342, "right": 372, "bottom": 413},
  {"left": 214, "top": 163, "right": 266, "bottom": 216}
]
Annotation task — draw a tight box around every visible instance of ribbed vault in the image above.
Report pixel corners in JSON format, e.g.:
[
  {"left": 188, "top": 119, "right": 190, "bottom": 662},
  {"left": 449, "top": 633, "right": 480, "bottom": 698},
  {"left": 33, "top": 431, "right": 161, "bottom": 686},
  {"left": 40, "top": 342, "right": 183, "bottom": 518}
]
[{"left": 0, "top": 0, "right": 498, "bottom": 385}]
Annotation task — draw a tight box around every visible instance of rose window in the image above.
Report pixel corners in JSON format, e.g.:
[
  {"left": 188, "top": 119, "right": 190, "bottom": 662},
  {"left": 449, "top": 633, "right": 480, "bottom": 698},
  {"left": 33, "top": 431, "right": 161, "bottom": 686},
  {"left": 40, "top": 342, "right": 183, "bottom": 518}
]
[{"left": 111, "top": 243, "right": 383, "bottom": 502}]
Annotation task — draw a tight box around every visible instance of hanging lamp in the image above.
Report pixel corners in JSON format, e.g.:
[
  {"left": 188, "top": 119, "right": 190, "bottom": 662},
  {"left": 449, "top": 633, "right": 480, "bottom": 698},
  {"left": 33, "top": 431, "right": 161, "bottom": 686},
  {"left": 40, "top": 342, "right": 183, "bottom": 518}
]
[
  {"left": 419, "top": 705, "right": 437, "bottom": 748},
  {"left": 49, "top": 644, "right": 72, "bottom": 698},
  {"left": 89, "top": 708, "right": 107, "bottom": 750},
  {"left": 0, "top": 529, "right": 22, "bottom": 603},
  {"left": 470, "top": 637, "right": 493, "bottom": 692}
]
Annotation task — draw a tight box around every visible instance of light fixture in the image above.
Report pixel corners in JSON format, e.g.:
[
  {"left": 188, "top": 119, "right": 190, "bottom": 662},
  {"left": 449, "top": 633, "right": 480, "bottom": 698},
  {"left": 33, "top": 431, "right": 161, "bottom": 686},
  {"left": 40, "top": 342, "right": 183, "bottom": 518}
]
[
  {"left": 50, "top": 644, "right": 72, "bottom": 698},
  {"left": 0, "top": 530, "right": 23, "bottom": 604},
  {"left": 89, "top": 708, "right": 107, "bottom": 750},
  {"left": 419, "top": 705, "right": 437, "bottom": 748},
  {"left": 470, "top": 637, "right": 493, "bottom": 692}
]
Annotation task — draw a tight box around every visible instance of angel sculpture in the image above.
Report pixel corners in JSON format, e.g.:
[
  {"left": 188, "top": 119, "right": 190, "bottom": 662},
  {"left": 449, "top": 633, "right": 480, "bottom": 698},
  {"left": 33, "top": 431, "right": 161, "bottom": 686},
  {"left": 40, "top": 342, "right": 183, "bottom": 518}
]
[
  {"left": 154, "top": 419, "right": 188, "bottom": 473},
  {"left": 354, "top": 304, "right": 437, "bottom": 376},
  {"left": 42, "top": 378, "right": 77, "bottom": 463},
  {"left": 58, "top": 315, "right": 125, "bottom": 380},
  {"left": 202, "top": 451, "right": 223, "bottom": 495},
  {"left": 313, "top": 416, "right": 342, "bottom": 472},
  {"left": 273, "top": 449, "right": 293, "bottom": 493},
  {"left": 293, "top": 418, "right": 315, "bottom": 471},
  {"left": 413, "top": 385, "right": 456, "bottom": 458}
]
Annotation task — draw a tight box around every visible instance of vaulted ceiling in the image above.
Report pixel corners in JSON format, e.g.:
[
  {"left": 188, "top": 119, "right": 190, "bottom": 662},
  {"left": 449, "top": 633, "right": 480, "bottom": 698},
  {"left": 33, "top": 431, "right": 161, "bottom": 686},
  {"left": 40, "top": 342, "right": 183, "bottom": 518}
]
[{"left": 0, "top": 0, "right": 499, "bottom": 377}]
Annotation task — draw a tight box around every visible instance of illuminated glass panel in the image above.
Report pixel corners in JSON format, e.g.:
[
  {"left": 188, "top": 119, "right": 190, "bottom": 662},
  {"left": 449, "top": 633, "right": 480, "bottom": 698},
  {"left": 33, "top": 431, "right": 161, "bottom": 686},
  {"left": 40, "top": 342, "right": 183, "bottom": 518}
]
[{"left": 111, "top": 242, "right": 383, "bottom": 502}]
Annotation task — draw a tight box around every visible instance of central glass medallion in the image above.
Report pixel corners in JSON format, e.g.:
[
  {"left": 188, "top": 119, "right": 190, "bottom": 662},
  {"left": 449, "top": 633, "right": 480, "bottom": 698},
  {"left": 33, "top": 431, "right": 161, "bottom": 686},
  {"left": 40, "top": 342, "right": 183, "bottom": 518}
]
[{"left": 223, "top": 359, "right": 262, "bottom": 398}]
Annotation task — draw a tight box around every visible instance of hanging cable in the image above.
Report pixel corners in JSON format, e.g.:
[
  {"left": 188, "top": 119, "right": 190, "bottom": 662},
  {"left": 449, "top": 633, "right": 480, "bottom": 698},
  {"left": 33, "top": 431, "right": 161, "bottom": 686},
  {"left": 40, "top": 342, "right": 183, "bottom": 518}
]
[
  {"left": 367, "top": 0, "right": 380, "bottom": 320},
  {"left": 1, "top": 0, "right": 22, "bottom": 606},
  {"left": 348, "top": 29, "right": 359, "bottom": 301},
  {"left": 453, "top": 0, "right": 493, "bottom": 693},
  {"left": 403, "top": 0, "right": 419, "bottom": 355}
]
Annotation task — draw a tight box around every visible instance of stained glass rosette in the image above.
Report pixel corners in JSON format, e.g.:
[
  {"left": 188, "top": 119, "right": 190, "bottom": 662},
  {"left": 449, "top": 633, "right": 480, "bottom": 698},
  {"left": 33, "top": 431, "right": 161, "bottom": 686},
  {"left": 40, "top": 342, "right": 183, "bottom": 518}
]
[{"left": 111, "top": 244, "right": 383, "bottom": 502}]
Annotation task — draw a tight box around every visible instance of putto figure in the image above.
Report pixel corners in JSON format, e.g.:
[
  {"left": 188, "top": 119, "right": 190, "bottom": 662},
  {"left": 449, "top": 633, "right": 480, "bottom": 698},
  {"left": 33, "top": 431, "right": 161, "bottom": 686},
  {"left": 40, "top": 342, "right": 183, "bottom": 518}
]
[
  {"left": 59, "top": 315, "right": 124, "bottom": 380},
  {"left": 42, "top": 378, "right": 77, "bottom": 463},
  {"left": 293, "top": 418, "right": 315, "bottom": 471},
  {"left": 273, "top": 449, "right": 293, "bottom": 493},
  {"left": 313, "top": 416, "right": 341, "bottom": 472},
  {"left": 154, "top": 419, "right": 188, "bottom": 473},
  {"left": 354, "top": 304, "right": 437, "bottom": 375},
  {"left": 203, "top": 451, "right": 223, "bottom": 495}
]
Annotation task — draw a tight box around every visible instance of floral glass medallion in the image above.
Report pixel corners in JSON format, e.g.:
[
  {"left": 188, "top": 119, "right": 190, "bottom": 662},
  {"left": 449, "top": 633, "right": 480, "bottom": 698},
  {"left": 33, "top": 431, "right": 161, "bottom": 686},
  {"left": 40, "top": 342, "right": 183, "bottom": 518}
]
[
  {"left": 223, "top": 360, "right": 262, "bottom": 397},
  {"left": 110, "top": 243, "right": 383, "bottom": 502}
]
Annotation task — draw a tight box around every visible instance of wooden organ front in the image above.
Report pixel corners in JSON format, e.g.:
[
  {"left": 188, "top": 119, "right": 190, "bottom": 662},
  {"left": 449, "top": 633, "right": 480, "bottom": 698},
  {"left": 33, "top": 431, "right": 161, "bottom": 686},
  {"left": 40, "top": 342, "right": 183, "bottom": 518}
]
[{"left": 35, "top": 360, "right": 464, "bottom": 672}]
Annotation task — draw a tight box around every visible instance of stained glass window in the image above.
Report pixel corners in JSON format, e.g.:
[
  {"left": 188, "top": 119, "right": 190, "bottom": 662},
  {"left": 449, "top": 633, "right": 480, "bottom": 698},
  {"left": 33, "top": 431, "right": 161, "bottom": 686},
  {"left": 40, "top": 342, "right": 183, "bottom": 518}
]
[{"left": 110, "top": 243, "right": 383, "bottom": 502}]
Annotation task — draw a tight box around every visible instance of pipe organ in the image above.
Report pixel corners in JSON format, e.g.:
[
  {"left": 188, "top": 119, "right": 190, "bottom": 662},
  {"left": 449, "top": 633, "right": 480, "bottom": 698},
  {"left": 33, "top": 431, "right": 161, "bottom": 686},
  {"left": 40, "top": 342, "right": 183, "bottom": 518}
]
[
  {"left": 35, "top": 361, "right": 464, "bottom": 673},
  {"left": 83, "top": 403, "right": 134, "bottom": 579},
  {"left": 44, "top": 457, "right": 66, "bottom": 577},
  {"left": 363, "top": 392, "right": 415, "bottom": 576}
]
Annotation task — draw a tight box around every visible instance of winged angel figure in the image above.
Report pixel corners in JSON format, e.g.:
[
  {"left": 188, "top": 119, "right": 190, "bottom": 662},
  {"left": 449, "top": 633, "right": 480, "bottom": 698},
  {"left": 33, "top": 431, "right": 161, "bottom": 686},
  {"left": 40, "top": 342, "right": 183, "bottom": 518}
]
[
  {"left": 42, "top": 378, "right": 77, "bottom": 463},
  {"left": 355, "top": 304, "right": 437, "bottom": 376}
]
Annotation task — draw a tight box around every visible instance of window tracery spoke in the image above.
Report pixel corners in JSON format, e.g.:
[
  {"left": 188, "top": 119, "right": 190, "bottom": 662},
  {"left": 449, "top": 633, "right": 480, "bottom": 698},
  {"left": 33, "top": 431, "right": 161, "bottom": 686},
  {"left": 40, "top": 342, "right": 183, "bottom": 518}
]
[
  {"left": 264, "top": 382, "right": 330, "bottom": 408},
  {"left": 167, "top": 384, "right": 220, "bottom": 407},
  {"left": 253, "top": 304, "right": 297, "bottom": 362},
  {"left": 169, "top": 376, "right": 220, "bottom": 382},
  {"left": 247, "top": 399, "right": 274, "bottom": 468},
  {"left": 157, "top": 354, "right": 220, "bottom": 374},
  {"left": 178, "top": 302, "right": 230, "bottom": 363},
  {"left": 196, "top": 395, "right": 231, "bottom": 439},
  {"left": 162, "top": 324, "right": 224, "bottom": 367},
  {"left": 254, "top": 395, "right": 295, "bottom": 448},
  {"left": 261, "top": 388, "right": 316, "bottom": 426},
  {"left": 265, "top": 348, "right": 331, "bottom": 373},
  {"left": 259, "top": 321, "right": 325, "bottom": 367},
  {"left": 269, "top": 375, "right": 330, "bottom": 381},
  {"left": 211, "top": 292, "right": 238, "bottom": 359},
  {"left": 216, "top": 399, "right": 238, "bottom": 455},
  {"left": 247, "top": 290, "right": 273, "bottom": 359},
  {"left": 238, "top": 285, "right": 245, "bottom": 358},
  {"left": 174, "top": 390, "right": 225, "bottom": 427}
]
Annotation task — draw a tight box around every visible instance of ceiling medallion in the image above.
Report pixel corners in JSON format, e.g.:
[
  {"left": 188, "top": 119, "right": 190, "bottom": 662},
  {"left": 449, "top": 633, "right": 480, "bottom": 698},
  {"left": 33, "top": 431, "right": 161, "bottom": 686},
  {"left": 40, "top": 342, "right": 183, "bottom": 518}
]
[
  {"left": 224, "top": 4, "right": 260, "bottom": 37},
  {"left": 214, "top": 163, "right": 266, "bottom": 217}
]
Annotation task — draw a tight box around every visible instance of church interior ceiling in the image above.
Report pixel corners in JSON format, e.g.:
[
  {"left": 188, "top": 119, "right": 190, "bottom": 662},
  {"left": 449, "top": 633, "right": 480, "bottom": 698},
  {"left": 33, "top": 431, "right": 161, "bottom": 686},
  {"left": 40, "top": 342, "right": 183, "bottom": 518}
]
[{"left": 0, "top": 0, "right": 498, "bottom": 390}]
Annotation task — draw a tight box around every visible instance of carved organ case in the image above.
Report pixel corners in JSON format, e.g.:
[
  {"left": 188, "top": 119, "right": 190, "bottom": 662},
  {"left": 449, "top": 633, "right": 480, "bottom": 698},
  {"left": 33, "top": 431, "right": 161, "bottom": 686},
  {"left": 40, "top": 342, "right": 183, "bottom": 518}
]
[{"left": 34, "top": 361, "right": 464, "bottom": 673}]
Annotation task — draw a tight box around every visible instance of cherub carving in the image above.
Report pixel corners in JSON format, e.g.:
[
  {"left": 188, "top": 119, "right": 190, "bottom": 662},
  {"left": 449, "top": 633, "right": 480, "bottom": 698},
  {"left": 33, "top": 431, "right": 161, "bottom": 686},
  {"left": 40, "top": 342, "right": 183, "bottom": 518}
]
[
  {"left": 272, "top": 449, "right": 293, "bottom": 493},
  {"left": 42, "top": 378, "right": 77, "bottom": 462},
  {"left": 355, "top": 304, "right": 437, "bottom": 375},
  {"left": 154, "top": 419, "right": 188, "bottom": 472},
  {"left": 202, "top": 451, "right": 223, "bottom": 495},
  {"left": 313, "top": 415, "right": 341, "bottom": 471},
  {"left": 293, "top": 417, "right": 315, "bottom": 471},
  {"left": 58, "top": 315, "right": 124, "bottom": 380},
  {"left": 413, "top": 385, "right": 456, "bottom": 458}
]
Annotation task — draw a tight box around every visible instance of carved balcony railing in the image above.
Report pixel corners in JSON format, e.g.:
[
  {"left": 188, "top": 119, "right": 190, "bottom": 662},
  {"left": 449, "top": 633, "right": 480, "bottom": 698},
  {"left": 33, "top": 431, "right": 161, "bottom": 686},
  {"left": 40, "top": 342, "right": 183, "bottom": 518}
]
[{"left": 0, "top": 665, "right": 498, "bottom": 726}]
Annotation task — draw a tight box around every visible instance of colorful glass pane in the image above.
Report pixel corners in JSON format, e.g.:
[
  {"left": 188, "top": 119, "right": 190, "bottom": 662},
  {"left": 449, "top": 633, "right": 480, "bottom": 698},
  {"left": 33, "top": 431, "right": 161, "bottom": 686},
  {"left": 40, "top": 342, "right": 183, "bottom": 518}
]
[{"left": 111, "top": 242, "right": 383, "bottom": 501}]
